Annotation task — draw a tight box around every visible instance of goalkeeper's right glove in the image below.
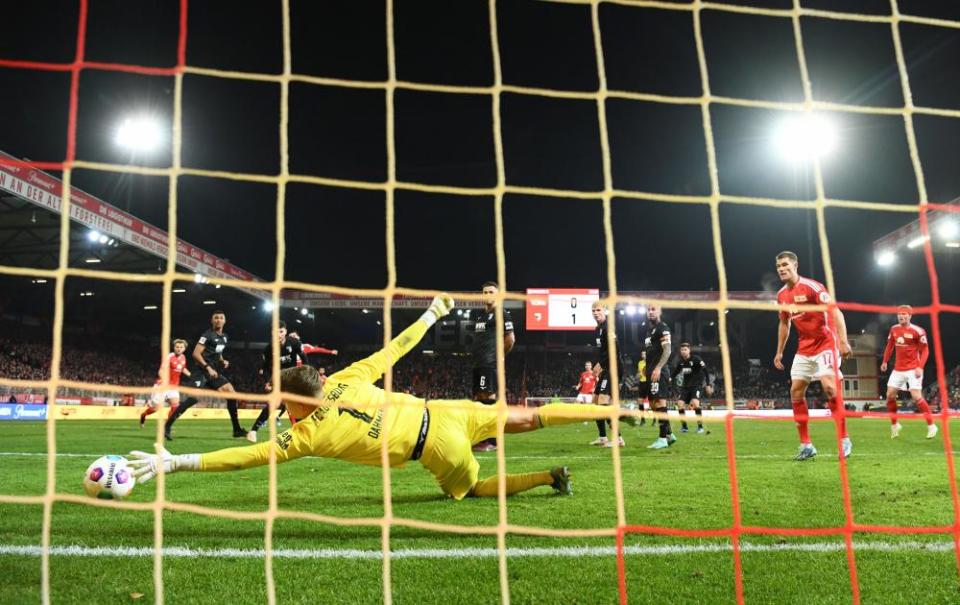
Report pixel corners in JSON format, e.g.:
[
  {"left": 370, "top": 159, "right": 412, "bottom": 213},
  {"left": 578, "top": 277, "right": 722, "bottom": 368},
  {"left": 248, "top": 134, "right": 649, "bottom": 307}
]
[{"left": 128, "top": 444, "right": 198, "bottom": 484}]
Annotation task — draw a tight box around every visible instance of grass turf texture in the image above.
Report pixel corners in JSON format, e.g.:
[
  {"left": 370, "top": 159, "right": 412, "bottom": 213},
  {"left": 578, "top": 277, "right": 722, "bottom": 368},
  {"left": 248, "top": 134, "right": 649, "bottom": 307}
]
[{"left": 1, "top": 416, "right": 959, "bottom": 604}]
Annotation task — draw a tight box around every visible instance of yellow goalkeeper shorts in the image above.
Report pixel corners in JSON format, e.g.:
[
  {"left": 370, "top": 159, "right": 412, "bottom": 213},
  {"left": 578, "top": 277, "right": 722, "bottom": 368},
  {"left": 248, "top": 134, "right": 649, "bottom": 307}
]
[{"left": 417, "top": 399, "right": 501, "bottom": 500}]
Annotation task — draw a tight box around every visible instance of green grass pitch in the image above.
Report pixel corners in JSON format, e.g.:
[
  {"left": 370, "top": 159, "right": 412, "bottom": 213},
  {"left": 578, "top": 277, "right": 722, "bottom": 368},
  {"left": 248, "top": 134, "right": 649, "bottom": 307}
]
[{"left": 1, "top": 416, "right": 959, "bottom": 604}]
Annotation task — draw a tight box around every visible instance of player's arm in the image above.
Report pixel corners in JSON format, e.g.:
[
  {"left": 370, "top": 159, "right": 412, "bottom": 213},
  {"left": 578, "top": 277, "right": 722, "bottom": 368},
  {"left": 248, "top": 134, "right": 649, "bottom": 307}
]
[
  {"left": 650, "top": 334, "right": 671, "bottom": 382},
  {"left": 880, "top": 328, "right": 894, "bottom": 373},
  {"left": 333, "top": 295, "right": 454, "bottom": 384},
  {"left": 918, "top": 331, "right": 929, "bottom": 376},
  {"left": 192, "top": 341, "right": 216, "bottom": 377},
  {"left": 129, "top": 423, "right": 321, "bottom": 482},
  {"left": 832, "top": 307, "right": 852, "bottom": 358},
  {"left": 503, "top": 314, "right": 516, "bottom": 355},
  {"left": 774, "top": 314, "right": 790, "bottom": 370}
]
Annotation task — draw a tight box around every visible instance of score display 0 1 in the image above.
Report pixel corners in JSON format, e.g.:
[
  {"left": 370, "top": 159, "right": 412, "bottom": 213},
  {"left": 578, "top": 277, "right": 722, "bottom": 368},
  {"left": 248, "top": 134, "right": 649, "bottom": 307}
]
[{"left": 525, "top": 288, "right": 600, "bottom": 331}]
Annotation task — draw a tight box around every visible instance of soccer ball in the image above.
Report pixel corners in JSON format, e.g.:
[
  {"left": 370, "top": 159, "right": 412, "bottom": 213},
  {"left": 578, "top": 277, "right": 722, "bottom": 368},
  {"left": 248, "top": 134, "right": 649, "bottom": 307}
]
[{"left": 83, "top": 455, "right": 135, "bottom": 500}]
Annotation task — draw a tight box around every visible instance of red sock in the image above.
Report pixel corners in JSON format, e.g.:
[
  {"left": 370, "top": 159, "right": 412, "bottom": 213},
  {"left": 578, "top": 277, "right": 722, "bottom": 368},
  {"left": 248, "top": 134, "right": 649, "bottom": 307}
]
[
  {"left": 166, "top": 403, "right": 179, "bottom": 421},
  {"left": 828, "top": 397, "right": 848, "bottom": 439},
  {"left": 792, "top": 399, "right": 811, "bottom": 444},
  {"left": 140, "top": 407, "right": 156, "bottom": 422},
  {"left": 916, "top": 399, "right": 934, "bottom": 426},
  {"left": 886, "top": 398, "right": 898, "bottom": 425}
]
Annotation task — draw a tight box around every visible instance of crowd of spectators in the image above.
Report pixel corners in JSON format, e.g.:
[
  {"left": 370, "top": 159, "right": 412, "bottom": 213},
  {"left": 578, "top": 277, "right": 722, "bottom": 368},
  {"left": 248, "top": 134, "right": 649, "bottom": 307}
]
[{"left": 924, "top": 366, "right": 960, "bottom": 409}]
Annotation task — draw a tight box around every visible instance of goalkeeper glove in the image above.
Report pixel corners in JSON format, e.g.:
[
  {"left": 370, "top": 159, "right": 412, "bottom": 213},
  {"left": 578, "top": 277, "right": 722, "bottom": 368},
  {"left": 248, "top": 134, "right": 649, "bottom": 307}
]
[
  {"left": 421, "top": 293, "right": 455, "bottom": 326},
  {"left": 128, "top": 444, "right": 199, "bottom": 484}
]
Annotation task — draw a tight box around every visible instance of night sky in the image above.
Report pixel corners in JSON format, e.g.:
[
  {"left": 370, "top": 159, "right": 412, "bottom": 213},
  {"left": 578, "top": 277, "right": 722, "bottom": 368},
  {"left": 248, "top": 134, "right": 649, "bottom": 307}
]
[{"left": 1, "top": 0, "right": 959, "bottom": 340}]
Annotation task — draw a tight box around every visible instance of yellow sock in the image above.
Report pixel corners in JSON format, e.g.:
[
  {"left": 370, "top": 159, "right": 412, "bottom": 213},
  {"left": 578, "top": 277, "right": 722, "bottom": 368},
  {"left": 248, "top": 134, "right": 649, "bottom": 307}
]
[
  {"left": 537, "top": 403, "right": 604, "bottom": 427},
  {"left": 471, "top": 471, "right": 554, "bottom": 497}
]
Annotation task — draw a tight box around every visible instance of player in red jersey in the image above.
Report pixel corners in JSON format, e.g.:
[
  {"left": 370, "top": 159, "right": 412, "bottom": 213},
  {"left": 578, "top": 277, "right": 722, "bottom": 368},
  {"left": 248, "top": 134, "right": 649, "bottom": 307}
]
[
  {"left": 141, "top": 339, "right": 191, "bottom": 427},
  {"left": 881, "top": 305, "right": 936, "bottom": 439},
  {"left": 573, "top": 361, "right": 597, "bottom": 403},
  {"left": 772, "top": 251, "right": 853, "bottom": 461}
]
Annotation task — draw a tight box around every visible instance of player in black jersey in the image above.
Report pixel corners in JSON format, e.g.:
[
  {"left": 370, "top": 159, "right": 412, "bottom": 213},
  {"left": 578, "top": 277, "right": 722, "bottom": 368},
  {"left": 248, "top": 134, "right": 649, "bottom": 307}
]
[
  {"left": 165, "top": 310, "right": 245, "bottom": 439},
  {"left": 643, "top": 305, "right": 675, "bottom": 449},
  {"left": 470, "top": 281, "right": 515, "bottom": 452},
  {"left": 590, "top": 300, "right": 628, "bottom": 447},
  {"left": 246, "top": 321, "right": 311, "bottom": 443},
  {"left": 674, "top": 343, "right": 714, "bottom": 434}
]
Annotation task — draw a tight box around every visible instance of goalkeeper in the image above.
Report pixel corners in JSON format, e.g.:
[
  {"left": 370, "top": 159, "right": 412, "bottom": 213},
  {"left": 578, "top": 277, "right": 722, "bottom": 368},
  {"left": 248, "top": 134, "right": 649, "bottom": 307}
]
[{"left": 129, "top": 295, "right": 628, "bottom": 499}]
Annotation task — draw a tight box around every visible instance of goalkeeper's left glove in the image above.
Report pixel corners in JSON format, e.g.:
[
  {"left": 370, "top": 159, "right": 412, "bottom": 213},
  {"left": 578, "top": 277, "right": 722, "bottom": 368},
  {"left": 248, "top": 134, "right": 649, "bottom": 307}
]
[{"left": 421, "top": 293, "right": 455, "bottom": 326}]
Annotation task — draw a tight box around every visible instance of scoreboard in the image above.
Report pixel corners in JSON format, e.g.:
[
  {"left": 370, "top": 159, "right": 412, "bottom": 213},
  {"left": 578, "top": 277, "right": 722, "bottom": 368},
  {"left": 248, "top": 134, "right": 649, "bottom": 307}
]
[{"left": 526, "top": 288, "right": 600, "bottom": 331}]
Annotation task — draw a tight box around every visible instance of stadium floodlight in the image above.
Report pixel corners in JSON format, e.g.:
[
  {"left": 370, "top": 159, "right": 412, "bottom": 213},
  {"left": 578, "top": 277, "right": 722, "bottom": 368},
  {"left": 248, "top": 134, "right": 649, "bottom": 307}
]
[
  {"left": 262, "top": 301, "right": 274, "bottom": 312},
  {"left": 938, "top": 220, "right": 959, "bottom": 239},
  {"left": 773, "top": 113, "right": 838, "bottom": 162},
  {"left": 143, "top": 305, "right": 158, "bottom": 310},
  {"left": 456, "top": 309, "right": 463, "bottom": 316},
  {"left": 114, "top": 115, "right": 163, "bottom": 152},
  {"left": 98, "top": 234, "right": 109, "bottom": 244},
  {"left": 87, "top": 230, "right": 100, "bottom": 242},
  {"left": 362, "top": 309, "right": 369, "bottom": 314},
  {"left": 300, "top": 308, "right": 308, "bottom": 316},
  {"left": 876, "top": 250, "right": 896, "bottom": 266},
  {"left": 84, "top": 257, "right": 101, "bottom": 263},
  {"left": 202, "top": 300, "right": 216, "bottom": 305},
  {"left": 907, "top": 235, "right": 929, "bottom": 249},
  {"left": 172, "top": 288, "right": 186, "bottom": 293},
  {"left": 626, "top": 305, "right": 637, "bottom": 315}
]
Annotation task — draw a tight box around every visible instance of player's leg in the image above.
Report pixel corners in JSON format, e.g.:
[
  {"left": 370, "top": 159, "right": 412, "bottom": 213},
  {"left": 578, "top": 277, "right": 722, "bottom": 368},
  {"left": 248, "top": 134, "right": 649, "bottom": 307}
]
[
  {"left": 214, "top": 381, "right": 245, "bottom": 437},
  {"left": 166, "top": 394, "right": 180, "bottom": 422},
  {"left": 789, "top": 354, "right": 818, "bottom": 460},
  {"left": 247, "top": 405, "right": 271, "bottom": 443},
  {"left": 910, "top": 386, "right": 937, "bottom": 438},
  {"left": 142, "top": 390, "right": 163, "bottom": 427},
  {"left": 591, "top": 385, "right": 610, "bottom": 445},
  {"left": 885, "top": 384, "right": 902, "bottom": 438},
  {"left": 678, "top": 399, "right": 688, "bottom": 432},
  {"left": 647, "top": 396, "right": 674, "bottom": 449},
  {"left": 165, "top": 379, "right": 202, "bottom": 440},
  {"left": 472, "top": 367, "right": 499, "bottom": 452},
  {"left": 140, "top": 404, "right": 157, "bottom": 427},
  {"left": 418, "top": 401, "right": 574, "bottom": 499},
  {"left": 817, "top": 361, "right": 851, "bottom": 459},
  {"left": 690, "top": 396, "right": 705, "bottom": 433}
]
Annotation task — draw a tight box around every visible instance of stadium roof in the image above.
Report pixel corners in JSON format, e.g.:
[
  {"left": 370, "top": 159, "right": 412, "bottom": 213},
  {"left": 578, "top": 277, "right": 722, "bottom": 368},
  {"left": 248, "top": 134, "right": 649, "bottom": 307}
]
[
  {"left": 871, "top": 198, "right": 960, "bottom": 262},
  {"left": 0, "top": 150, "right": 265, "bottom": 287}
]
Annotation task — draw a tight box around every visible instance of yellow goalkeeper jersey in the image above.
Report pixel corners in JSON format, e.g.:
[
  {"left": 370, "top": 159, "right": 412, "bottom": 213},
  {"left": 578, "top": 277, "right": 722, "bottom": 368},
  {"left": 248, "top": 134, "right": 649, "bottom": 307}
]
[
  {"left": 287, "top": 321, "right": 430, "bottom": 468},
  {"left": 637, "top": 360, "right": 647, "bottom": 382}
]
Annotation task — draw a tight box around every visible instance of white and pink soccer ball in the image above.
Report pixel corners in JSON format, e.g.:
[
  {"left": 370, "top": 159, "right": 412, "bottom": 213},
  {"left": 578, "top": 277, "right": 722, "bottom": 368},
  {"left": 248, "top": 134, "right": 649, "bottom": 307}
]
[{"left": 83, "top": 455, "right": 135, "bottom": 500}]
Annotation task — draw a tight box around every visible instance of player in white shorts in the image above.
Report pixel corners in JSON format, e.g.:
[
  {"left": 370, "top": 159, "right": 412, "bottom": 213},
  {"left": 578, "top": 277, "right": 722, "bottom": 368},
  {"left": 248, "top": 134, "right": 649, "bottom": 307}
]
[
  {"left": 773, "top": 251, "right": 853, "bottom": 461},
  {"left": 880, "top": 305, "right": 936, "bottom": 439},
  {"left": 141, "top": 339, "right": 191, "bottom": 428},
  {"left": 573, "top": 361, "right": 597, "bottom": 403}
]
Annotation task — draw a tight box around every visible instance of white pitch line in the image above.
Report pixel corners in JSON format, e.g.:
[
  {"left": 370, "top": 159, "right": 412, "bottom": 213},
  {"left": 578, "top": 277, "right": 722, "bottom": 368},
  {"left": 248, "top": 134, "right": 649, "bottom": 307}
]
[
  {"left": 0, "top": 540, "right": 955, "bottom": 561},
  {"left": 1, "top": 451, "right": 958, "bottom": 461}
]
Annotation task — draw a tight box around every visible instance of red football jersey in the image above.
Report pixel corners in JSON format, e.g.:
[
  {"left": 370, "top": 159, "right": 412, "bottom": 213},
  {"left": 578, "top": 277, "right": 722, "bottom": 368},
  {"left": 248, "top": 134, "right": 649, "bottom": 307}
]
[
  {"left": 883, "top": 323, "right": 928, "bottom": 371},
  {"left": 777, "top": 277, "right": 837, "bottom": 356},
  {"left": 578, "top": 371, "right": 596, "bottom": 395},
  {"left": 155, "top": 353, "right": 187, "bottom": 386}
]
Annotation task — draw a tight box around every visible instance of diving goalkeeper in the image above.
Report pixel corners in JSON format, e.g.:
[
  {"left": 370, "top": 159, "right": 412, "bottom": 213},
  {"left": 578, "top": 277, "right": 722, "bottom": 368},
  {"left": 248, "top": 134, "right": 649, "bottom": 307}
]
[{"left": 129, "top": 295, "right": 628, "bottom": 499}]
